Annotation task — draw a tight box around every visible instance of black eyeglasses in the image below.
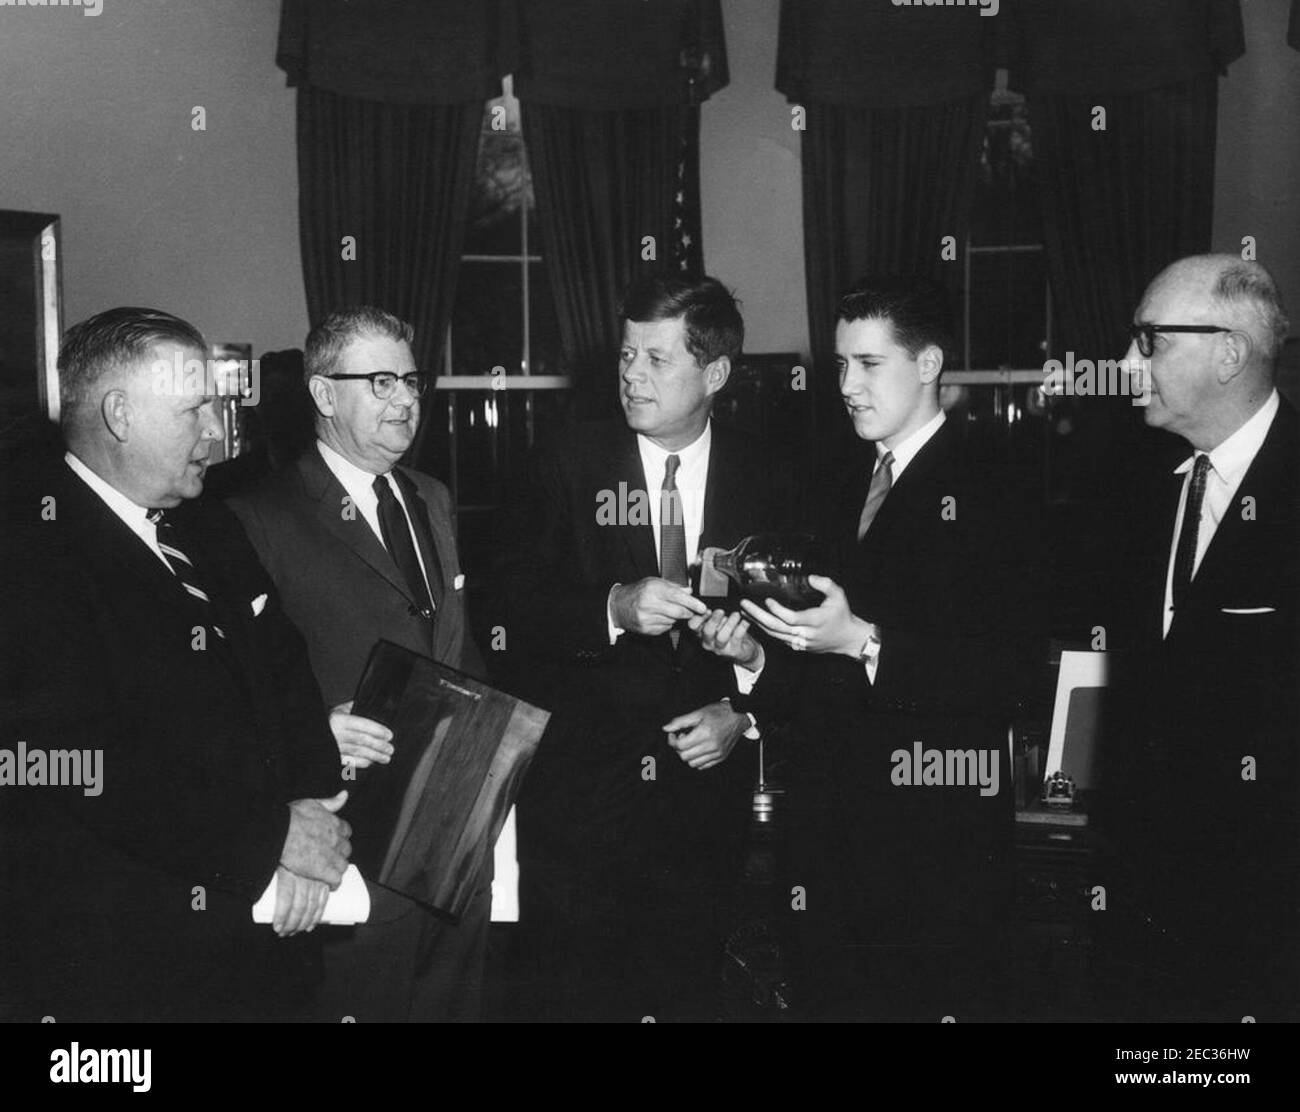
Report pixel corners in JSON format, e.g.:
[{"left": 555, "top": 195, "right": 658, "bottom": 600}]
[
  {"left": 1128, "top": 323, "right": 1232, "bottom": 358},
  {"left": 323, "top": 372, "right": 427, "bottom": 399}
]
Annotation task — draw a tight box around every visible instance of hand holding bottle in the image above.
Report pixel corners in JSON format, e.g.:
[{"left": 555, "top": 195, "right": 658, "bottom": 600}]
[
  {"left": 741, "top": 575, "right": 873, "bottom": 657},
  {"left": 609, "top": 577, "right": 709, "bottom": 636},
  {"left": 688, "top": 608, "right": 765, "bottom": 671}
]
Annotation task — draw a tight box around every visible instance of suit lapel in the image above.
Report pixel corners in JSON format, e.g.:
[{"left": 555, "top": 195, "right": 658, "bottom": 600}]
[
  {"left": 59, "top": 463, "right": 197, "bottom": 619},
  {"left": 394, "top": 467, "right": 447, "bottom": 613},
  {"left": 698, "top": 427, "right": 745, "bottom": 552},
  {"left": 611, "top": 430, "right": 660, "bottom": 582},
  {"left": 857, "top": 420, "right": 952, "bottom": 552},
  {"left": 1148, "top": 470, "right": 1184, "bottom": 641},
  {"left": 1190, "top": 407, "right": 1291, "bottom": 606},
  {"left": 296, "top": 449, "right": 415, "bottom": 605}
]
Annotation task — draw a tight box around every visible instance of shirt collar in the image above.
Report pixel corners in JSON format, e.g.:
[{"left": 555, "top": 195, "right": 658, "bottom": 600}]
[
  {"left": 636, "top": 420, "right": 712, "bottom": 476},
  {"left": 879, "top": 409, "right": 946, "bottom": 477},
  {"left": 317, "top": 438, "right": 390, "bottom": 493},
  {"left": 1173, "top": 390, "right": 1278, "bottom": 484},
  {"left": 64, "top": 450, "right": 153, "bottom": 526}
]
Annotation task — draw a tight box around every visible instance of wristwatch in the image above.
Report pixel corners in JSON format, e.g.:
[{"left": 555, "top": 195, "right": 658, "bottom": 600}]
[{"left": 856, "top": 621, "right": 883, "bottom": 677}]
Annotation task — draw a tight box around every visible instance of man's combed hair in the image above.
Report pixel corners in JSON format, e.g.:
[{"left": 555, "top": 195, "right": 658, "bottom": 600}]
[
  {"left": 836, "top": 276, "right": 956, "bottom": 365},
  {"left": 1211, "top": 260, "right": 1290, "bottom": 361},
  {"left": 304, "top": 306, "right": 415, "bottom": 382},
  {"left": 58, "top": 307, "right": 207, "bottom": 429},
  {"left": 621, "top": 274, "right": 744, "bottom": 367}
]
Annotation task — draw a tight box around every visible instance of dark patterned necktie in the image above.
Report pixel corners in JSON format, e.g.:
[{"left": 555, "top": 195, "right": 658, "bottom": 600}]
[
  {"left": 373, "top": 474, "right": 435, "bottom": 620},
  {"left": 148, "top": 509, "right": 225, "bottom": 639},
  {"left": 1172, "top": 453, "right": 1211, "bottom": 612},
  {"left": 857, "top": 450, "right": 894, "bottom": 540},
  {"left": 660, "top": 454, "right": 687, "bottom": 648}
]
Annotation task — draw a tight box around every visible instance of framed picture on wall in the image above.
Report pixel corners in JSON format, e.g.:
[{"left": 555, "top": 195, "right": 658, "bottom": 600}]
[{"left": 0, "top": 210, "right": 63, "bottom": 428}]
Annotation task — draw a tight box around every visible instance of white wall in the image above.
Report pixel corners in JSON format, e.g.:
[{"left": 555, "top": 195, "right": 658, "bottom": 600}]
[
  {"left": 0, "top": 0, "right": 306, "bottom": 356},
  {"left": 2, "top": 0, "right": 1288, "bottom": 366},
  {"left": 1212, "top": 0, "right": 1300, "bottom": 333},
  {"left": 701, "top": 0, "right": 809, "bottom": 360}
]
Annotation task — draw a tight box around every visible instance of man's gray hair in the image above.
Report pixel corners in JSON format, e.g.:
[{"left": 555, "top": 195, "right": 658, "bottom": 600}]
[
  {"left": 303, "top": 306, "right": 415, "bottom": 383},
  {"left": 58, "top": 307, "right": 206, "bottom": 432},
  {"left": 1211, "top": 260, "right": 1290, "bottom": 362}
]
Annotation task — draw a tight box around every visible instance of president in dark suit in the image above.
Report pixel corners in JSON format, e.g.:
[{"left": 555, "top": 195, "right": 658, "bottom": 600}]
[
  {"left": 229, "top": 306, "right": 487, "bottom": 1021},
  {"left": 0, "top": 308, "right": 350, "bottom": 1022},
  {"left": 701, "top": 277, "right": 1043, "bottom": 1021},
  {"left": 495, "top": 275, "right": 791, "bottom": 1021},
  {"left": 1098, "top": 255, "right": 1299, "bottom": 1021}
]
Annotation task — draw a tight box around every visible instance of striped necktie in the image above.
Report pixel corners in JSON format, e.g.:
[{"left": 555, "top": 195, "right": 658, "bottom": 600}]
[
  {"left": 1171, "top": 453, "right": 1211, "bottom": 613},
  {"left": 148, "top": 509, "right": 225, "bottom": 639},
  {"left": 857, "top": 450, "right": 894, "bottom": 540}
]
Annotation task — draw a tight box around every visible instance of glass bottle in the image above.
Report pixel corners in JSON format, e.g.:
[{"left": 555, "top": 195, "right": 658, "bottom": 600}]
[{"left": 696, "top": 533, "right": 826, "bottom": 609}]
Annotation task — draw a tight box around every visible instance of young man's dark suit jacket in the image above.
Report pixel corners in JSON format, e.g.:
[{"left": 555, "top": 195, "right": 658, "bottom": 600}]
[
  {"left": 494, "top": 419, "right": 792, "bottom": 1019},
  {"left": 746, "top": 417, "right": 1044, "bottom": 1020},
  {"left": 0, "top": 450, "right": 340, "bottom": 1022},
  {"left": 228, "top": 446, "right": 487, "bottom": 1021},
  {"left": 1098, "top": 398, "right": 1300, "bottom": 1021}
]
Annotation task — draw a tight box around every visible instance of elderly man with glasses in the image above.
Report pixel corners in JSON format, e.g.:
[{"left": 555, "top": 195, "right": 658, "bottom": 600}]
[
  {"left": 1098, "top": 255, "right": 1299, "bottom": 1021},
  {"left": 229, "top": 306, "right": 487, "bottom": 1022}
]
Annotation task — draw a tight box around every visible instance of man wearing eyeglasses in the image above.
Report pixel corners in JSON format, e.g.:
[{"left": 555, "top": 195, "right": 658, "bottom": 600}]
[
  {"left": 229, "top": 306, "right": 487, "bottom": 1021},
  {"left": 1099, "top": 255, "right": 1299, "bottom": 1021}
]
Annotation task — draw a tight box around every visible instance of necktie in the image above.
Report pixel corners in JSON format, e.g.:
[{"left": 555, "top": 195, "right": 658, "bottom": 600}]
[
  {"left": 857, "top": 450, "right": 894, "bottom": 540},
  {"left": 1172, "top": 453, "right": 1211, "bottom": 612},
  {"left": 373, "top": 474, "right": 435, "bottom": 620},
  {"left": 660, "top": 454, "right": 687, "bottom": 647},
  {"left": 148, "top": 509, "right": 225, "bottom": 639},
  {"left": 390, "top": 469, "right": 445, "bottom": 603}
]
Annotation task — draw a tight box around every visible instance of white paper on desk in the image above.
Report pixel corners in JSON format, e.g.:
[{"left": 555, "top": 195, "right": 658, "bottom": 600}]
[
  {"left": 251, "top": 864, "right": 371, "bottom": 925},
  {"left": 490, "top": 805, "right": 519, "bottom": 923}
]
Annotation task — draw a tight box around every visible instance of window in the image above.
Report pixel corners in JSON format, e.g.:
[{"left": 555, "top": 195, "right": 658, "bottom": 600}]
[
  {"left": 947, "top": 72, "right": 1058, "bottom": 490},
  {"left": 424, "top": 78, "right": 572, "bottom": 574}
]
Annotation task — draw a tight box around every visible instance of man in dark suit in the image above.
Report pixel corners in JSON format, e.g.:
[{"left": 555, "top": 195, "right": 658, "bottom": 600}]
[
  {"left": 0, "top": 308, "right": 350, "bottom": 1022},
  {"left": 1097, "top": 255, "right": 1299, "bottom": 1021},
  {"left": 495, "top": 275, "right": 792, "bottom": 1021},
  {"left": 701, "top": 276, "right": 1042, "bottom": 1021},
  {"left": 229, "top": 306, "right": 487, "bottom": 1022}
]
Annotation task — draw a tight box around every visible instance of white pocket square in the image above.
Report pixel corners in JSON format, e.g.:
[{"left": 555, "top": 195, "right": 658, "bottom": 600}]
[
  {"left": 251, "top": 593, "right": 269, "bottom": 616},
  {"left": 1221, "top": 606, "right": 1275, "bottom": 615},
  {"left": 453, "top": 574, "right": 465, "bottom": 590}
]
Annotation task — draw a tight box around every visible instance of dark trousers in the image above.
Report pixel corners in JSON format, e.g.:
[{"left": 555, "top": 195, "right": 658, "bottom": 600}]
[
  {"left": 314, "top": 883, "right": 490, "bottom": 1023},
  {"left": 517, "top": 855, "right": 730, "bottom": 1022}
]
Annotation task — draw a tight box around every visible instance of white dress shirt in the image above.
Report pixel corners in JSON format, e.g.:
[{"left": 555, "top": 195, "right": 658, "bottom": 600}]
[
  {"left": 880, "top": 408, "right": 946, "bottom": 482},
  {"left": 317, "top": 439, "right": 435, "bottom": 604},
  {"left": 736, "top": 407, "right": 948, "bottom": 691},
  {"left": 64, "top": 450, "right": 170, "bottom": 568},
  {"left": 1161, "top": 390, "right": 1278, "bottom": 638},
  {"left": 607, "top": 421, "right": 711, "bottom": 641}
]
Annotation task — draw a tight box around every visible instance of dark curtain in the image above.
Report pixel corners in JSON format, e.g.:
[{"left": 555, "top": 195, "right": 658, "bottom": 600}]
[
  {"left": 524, "top": 104, "right": 703, "bottom": 419},
  {"left": 777, "top": 0, "right": 993, "bottom": 459},
  {"left": 515, "top": 0, "right": 722, "bottom": 419},
  {"left": 1031, "top": 74, "right": 1220, "bottom": 361},
  {"left": 277, "top": 0, "right": 515, "bottom": 105},
  {"left": 278, "top": 0, "right": 512, "bottom": 464},
  {"left": 800, "top": 95, "right": 988, "bottom": 456},
  {"left": 515, "top": 0, "right": 728, "bottom": 110},
  {"left": 1000, "top": 0, "right": 1241, "bottom": 361},
  {"left": 295, "top": 87, "right": 481, "bottom": 379}
]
